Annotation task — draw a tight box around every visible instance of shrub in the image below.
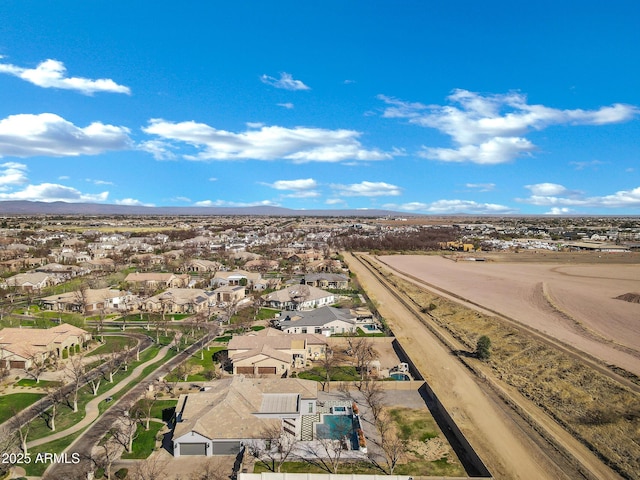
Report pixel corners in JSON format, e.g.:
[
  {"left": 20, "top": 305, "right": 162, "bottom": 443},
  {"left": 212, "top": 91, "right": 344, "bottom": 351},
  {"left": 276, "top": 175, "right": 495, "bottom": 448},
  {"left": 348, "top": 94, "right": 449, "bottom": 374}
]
[{"left": 476, "top": 335, "right": 491, "bottom": 360}]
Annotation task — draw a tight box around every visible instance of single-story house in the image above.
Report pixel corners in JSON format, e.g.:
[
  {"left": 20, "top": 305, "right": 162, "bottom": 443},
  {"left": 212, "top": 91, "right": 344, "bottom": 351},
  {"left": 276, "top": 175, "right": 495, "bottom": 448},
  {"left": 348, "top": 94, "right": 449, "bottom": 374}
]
[
  {"left": 211, "top": 270, "right": 262, "bottom": 290},
  {"left": 172, "top": 376, "right": 318, "bottom": 457},
  {"left": 143, "top": 288, "right": 214, "bottom": 314},
  {"left": 124, "top": 272, "right": 190, "bottom": 292},
  {"left": 2, "top": 272, "right": 58, "bottom": 292},
  {"left": 277, "top": 306, "right": 357, "bottom": 336},
  {"left": 40, "top": 288, "right": 133, "bottom": 313},
  {"left": 0, "top": 323, "right": 91, "bottom": 369},
  {"left": 261, "top": 285, "right": 336, "bottom": 311},
  {"left": 183, "top": 259, "right": 223, "bottom": 273},
  {"left": 228, "top": 328, "right": 328, "bottom": 372},
  {"left": 301, "top": 273, "right": 349, "bottom": 290},
  {"left": 212, "top": 285, "right": 245, "bottom": 305}
]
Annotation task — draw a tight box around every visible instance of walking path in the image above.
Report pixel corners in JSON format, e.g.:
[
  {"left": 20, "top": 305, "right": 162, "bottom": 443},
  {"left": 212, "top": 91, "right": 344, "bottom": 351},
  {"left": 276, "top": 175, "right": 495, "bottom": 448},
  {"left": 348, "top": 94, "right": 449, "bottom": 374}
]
[{"left": 27, "top": 344, "right": 171, "bottom": 448}]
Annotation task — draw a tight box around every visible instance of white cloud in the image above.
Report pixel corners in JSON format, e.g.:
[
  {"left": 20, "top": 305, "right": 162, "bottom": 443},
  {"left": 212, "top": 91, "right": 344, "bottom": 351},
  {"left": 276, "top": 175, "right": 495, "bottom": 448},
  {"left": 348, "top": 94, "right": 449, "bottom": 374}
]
[
  {"left": 0, "top": 57, "right": 130, "bottom": 95},
  {"left": 326, "top": 198, "right": 346, "bottom": 205},
  {"left": 0, "top": 162, "right": 28, "bottom": 188},
  {"left": 277, "top": 103, "right": 294, "bottom": 109},
  {"left": 331, "top": 181, "right": 402, "bottom": 197},
  {"left": 268, "top": 179, "right": 317, "bottom": 191},
  {"left": 0, "top": 183, "right": 108, "bottom": 203},
  {"left": 465, "top": 183, "right": 495, "bottom": 192},
  {"left": 208, "top": 177, "right": 218, "bottom": 182},
  {"left": 379, "top": 90, "right": 639, "bottom": 164},
  {"left": 87, "top": 179, "right": 115, "bottom": 186},
  {"left": 193, "top": 199, "right": 279, "bottom": 207},
  {"left": 520, "top": 183, "right": 640, "bottom": 208},
  {"left": 260, "top": 72, "right": 310, "bottom": 91},
  {"left": 545, "top": 207, "right": 573, "bottom": 215},
  {"left": 264, "top": 178, "right": 320, "bottom": 199},
  {"left": 173, "top": 196, "right": 191, "bottom": 203},
  {"left": 284, "top": 190, "right": 321, "bottom": 199},
  {"left": 139, "top": 140, "right": 177, "bottom": 160},
  {"left": 143, "top": 120, "right": 391, "bottom": 163},
  {"left": 0, "top": 113, "right": 132, "bottom": 158},
  {"left": 385, "top": 199, "right": 515, "bottom": 214},
  {"left": 570, "top": 159, "right": 605, "bottom": 170},
  {"left": 524, "top": 183, "right": 577, "bottom": 196},
  {"left": 115, "top": 198, "right": 155, "bottom": 207}
]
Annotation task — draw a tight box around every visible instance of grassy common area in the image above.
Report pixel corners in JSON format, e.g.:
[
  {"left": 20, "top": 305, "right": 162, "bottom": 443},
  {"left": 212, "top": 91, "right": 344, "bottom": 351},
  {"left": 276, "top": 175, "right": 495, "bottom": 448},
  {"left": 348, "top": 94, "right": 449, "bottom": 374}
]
[
  {"left": 28, "top": 345, "right": 169, "bottom": 442},
  {"left": 120, "top": 422, "right": 164, "bottom": 459},
  {"left": 0, "top": 393, "right": 45, "bottom": 423},
  {"left": 87, "top": 335, "right": 138, "bottom": 357},
  {"left": 13, "top": 378, "right": 62, "bottom": 388}
]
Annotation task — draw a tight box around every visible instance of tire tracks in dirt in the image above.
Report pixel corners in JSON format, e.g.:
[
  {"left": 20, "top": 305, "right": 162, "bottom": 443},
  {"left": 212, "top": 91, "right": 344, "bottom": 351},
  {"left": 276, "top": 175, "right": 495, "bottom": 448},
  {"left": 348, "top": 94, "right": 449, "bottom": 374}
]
[{"left": 345, "top": 252, "right": 625, "bottom": 480}]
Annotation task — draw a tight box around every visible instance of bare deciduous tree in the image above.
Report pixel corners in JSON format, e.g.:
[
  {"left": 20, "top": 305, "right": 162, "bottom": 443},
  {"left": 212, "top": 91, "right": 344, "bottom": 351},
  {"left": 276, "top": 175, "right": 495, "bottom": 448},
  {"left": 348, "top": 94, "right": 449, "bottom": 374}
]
[
  {"left": 25, "top": 350, "right": 48, "bottom": 383},
  {"left": 131, "top": 454, "right": 170, "bottom": 480},
  {"left": 188, "top": 457, "right": 230, "bottom": 480},
  {"left": 361, "top": 380, "right": 384, "bottom": 421},
  {"left": 9, "top": 408, "right": 30, "bottom": 454},
  {"left": 0, "top": 427, "right": 18, "bottom": 478},
  {"left": 41, "top": 384, "right": 66, "bottom": 431},
  {"left": 94, "top": 430, "right": 122, "bottom": 480},
  {"left": 64, "top": 355, "right": 86, "bottom": 412},
  {"left": 373, "top": 410, "right": 406, "bottom": 474},
  {"left": 304, "top": 414, "right": 352, "bottom": 474},
  {"left": 248, "top": 423, "right": 299, "bottom": 473},
  {"left": 346, "top": 336, "right": 377, "bottom": 380}
]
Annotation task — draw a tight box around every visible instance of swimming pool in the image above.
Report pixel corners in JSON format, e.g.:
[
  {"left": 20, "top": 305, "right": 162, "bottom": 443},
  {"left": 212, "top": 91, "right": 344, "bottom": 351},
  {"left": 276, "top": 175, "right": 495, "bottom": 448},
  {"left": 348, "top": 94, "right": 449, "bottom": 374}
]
[
  {"left": 315, "top": 415, "right": 359, "bottom": 449},
  {"left": 390, "top": 373, "right": 410, "bottom": 381}
]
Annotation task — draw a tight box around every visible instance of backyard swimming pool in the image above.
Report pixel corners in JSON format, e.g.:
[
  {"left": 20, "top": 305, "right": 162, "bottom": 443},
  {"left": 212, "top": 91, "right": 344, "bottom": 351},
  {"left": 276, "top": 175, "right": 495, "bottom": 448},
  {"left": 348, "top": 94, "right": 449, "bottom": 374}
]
[
  {"left": 315, "top": 414, "right": 359, "bottom": 449},
  {"left": 390, "top": 373, "right": 411, "bottom": 381}
]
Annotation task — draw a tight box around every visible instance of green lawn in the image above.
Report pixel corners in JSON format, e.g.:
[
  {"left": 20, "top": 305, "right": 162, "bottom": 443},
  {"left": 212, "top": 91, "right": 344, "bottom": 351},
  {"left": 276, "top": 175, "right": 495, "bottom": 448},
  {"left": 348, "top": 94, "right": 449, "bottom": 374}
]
[
  {"left": 256, "top": 308, "right": 280, "bottom": 320},
  {"left": 120, "top": 422, "right": 164, "bottom": 459},
  {"left": 180, "top": 346, "right": 226, "bottom": 381},
  {"left": 22, "top": 431, "right": 84, "bottom": 477},
  {"left": 0, "top": 393, "right": 45, "bottom": 423},
  {"left": 87, "top": 335, "right": 138, "bottom": 356},
  {"left": 29, "top": 346, "right": 167, "bottom": 441},
  {"left": 297, "top": 365, "right": 360, "bottom": 382},
  {"left": 148, "top": 400, "right": 177, "bottom": 420},
  {"left": 14, "top": 379, "right": 62, "bottom": 388}
]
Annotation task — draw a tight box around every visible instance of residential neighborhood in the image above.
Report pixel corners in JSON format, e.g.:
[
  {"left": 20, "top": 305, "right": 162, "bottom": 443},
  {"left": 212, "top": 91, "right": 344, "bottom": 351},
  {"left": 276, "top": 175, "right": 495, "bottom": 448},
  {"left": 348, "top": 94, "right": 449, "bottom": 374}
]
[{"left": 0, "top": 214, "right": 638, "bottom": 480}]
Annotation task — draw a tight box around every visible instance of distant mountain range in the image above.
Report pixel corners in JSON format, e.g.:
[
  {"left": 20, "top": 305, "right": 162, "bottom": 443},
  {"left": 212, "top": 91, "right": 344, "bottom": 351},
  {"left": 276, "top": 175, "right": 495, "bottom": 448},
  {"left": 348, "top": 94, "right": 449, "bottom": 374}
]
[{"left": 0, "top": 201, "right": 411, "bottom": 217}]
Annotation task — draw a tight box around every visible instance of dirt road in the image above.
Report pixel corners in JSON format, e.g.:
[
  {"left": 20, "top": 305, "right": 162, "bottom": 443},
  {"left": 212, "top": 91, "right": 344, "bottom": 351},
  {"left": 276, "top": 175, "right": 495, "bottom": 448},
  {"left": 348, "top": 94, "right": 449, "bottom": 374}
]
[{"left": 343, "top": 252, "right": 619, "bottom": 480}]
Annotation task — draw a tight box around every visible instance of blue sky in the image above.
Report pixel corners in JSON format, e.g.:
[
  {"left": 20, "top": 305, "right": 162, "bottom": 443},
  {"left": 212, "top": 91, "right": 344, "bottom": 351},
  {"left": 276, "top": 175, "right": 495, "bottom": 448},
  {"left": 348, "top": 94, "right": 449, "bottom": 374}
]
[{"left": 0, "top": 1, "right": 639, "bottom": 215}]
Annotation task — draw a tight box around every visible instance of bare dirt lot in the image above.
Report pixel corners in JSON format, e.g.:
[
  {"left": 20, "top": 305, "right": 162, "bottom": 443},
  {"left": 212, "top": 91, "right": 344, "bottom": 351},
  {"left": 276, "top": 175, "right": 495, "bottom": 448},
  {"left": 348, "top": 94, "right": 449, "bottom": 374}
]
[{"left": 379, "top": 254, "right": 640, "bottom": 377}]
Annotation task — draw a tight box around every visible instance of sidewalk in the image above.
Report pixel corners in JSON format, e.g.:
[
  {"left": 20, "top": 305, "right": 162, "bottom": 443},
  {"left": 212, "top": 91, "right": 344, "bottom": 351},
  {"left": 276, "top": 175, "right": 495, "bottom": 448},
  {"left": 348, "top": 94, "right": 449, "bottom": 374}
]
[{"left": 27, "top": 344, "right": 170, "bottom": 448}]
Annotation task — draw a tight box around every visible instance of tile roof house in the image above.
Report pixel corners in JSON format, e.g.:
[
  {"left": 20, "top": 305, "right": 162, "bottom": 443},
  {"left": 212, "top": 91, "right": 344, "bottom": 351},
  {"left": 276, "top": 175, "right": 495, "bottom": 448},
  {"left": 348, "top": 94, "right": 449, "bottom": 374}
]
[
  {"left": 260, "top": 285, "right": 336, "bottom": 311},
  {"left": 143, "top": 288, "right": 214, "bottom": 314},
  {"left": 277, "top": 306, "right": 357, "bottom": 336},
  {"left": 228, "top": 328, "right": 327, "bottom": 374},
  {"left": 40, "top": 288, "right": 133, "bottom": 313},
  {"left": 2, "top": 272, "right": 58, "bottom": 291},
  {"left": 301, "top": 273, "right": 349, "bottom": 290},
  {"left": 124, "top": 272, "right": 190, "bottom": 292},
  {"left": 0, "top": 323, "right": 91, "bottom": 369},
  {"left": 211, "top": 270, "right": 262, "bottom": 289},
  {"left": 172, "top": 376, "right": 318, "bottom": 457}
]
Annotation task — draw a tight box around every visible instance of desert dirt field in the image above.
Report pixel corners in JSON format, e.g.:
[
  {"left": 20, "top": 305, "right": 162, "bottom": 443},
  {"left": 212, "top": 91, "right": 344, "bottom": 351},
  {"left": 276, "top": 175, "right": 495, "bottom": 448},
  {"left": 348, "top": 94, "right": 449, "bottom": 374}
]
[
  {"left": 343, "top": 252, "right": 588, "bottom": 480},
  {"left": 344, "top": 251, "right": 639, "bottom": 480},
  {"left": 379, "top": 254, "right": 640, "bottom": 377}
]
